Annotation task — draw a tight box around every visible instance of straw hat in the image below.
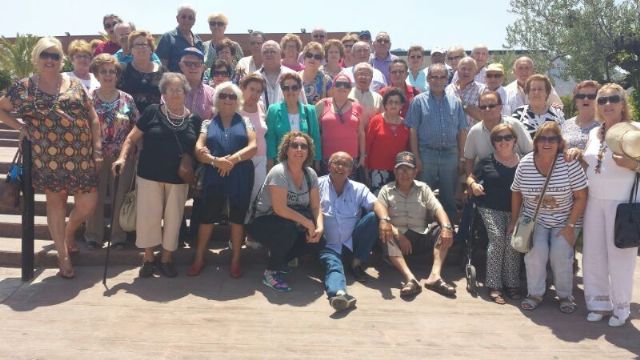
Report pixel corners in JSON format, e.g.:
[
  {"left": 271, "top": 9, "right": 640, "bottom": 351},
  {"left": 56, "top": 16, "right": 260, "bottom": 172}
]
[{"left": 605, "top": 122, "right": 640, "bottom": 159}]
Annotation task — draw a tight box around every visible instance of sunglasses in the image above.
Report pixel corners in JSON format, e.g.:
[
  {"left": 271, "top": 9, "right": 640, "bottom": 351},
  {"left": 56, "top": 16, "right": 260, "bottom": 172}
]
[
  {"left": 180, "top": 15, "right": 195, "bottom": 20},
  {"left": 218, "top": 93, "right": 238, "bottom": 100},
  {"left": 479, "top": 104, "right": 499, "bottom": 110},
  {"left": 281, "top": 85, "right": 300, "bottom": 92},
  {"left": 409, "top": 55, "right": 423, "bottom": 59},
  {"left": 537, "top": 135, "right": 561, "bottom": 144},
  {"left": 491, "top": 134, "right": 515, "bottom": 142},
  {"left": 181, "top": 61, "right": 203, "bottom": 68},
  {"left": 428, "top": 75, "right": 447, "bottom": 80},
  {"left": 597, "top": 95, "right": 622, "bottom": 105},
  {"left": 212, "top": 70, "right": 230, "bottom": 77},
  {"left": 209, "top": 21, "right": 225, "bottom": 27},
  {"left": 290, "top": 141, "right": 309, "bottom": 150},
  {"left": 304, "top": 52, "right": 323, "bottom": 61},
  {"left": 575, "top": 93, "right": 597, "bottom": 100},
  {"left": 98, "top": 69, "right": 118, "bottom": 76},
  {"left": 39, "top": 51, "right": 61, "bottom": 61},
  {"left": 447, "top": 55, "right": 463, "bottom": 61},
  {"left": 485, "top": 73, "right": 503, "bottom": 78},
  {"left": 104, "top": 22, "right": 118, "bottom": 29},
  {"left": 330, "top": 160, "right": 353, "bottom": 168},
  {"left": 312, "top": 34, "right": 326, "bottom": 39},
  {"left": 376, "top": 39, "right": 390, "bottom": 44},
  {"left": 334, "top": 81, "right": 352, "bottom": 89}
]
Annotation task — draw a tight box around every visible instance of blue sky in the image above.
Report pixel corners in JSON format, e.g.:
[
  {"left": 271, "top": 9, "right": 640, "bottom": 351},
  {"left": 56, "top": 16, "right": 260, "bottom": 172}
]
[{"left": 2, "top": 0, "right": 518, "bottom": 50}]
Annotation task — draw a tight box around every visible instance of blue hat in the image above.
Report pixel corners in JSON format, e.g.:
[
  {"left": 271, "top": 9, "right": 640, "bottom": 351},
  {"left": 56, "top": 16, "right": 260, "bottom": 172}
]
[
  {"left": 181, "top": 47, "right": 204, "bottom": 60},
  {"left": 358, "top": 30, "right": 371, "bottom": 40}
]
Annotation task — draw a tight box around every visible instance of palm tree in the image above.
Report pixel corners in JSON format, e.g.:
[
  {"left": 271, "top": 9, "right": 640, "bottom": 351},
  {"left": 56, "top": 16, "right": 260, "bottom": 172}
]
[{"left": 0, "top": 34, "right": 40, "bottom": 79}]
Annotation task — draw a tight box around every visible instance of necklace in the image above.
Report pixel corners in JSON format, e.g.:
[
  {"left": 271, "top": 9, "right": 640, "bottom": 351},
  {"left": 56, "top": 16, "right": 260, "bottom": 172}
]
[
  {"left": 33, "top": 74, "right": 62, "bottom": 115},
  {"left": 333, "top": 99, "right": 350, "bottom": 123},
  {"left": 595, "top": 123, "right": 607, "bottom": 174},
  {"left": 162, "top": 104, "right": 187, "bottom": 129}
]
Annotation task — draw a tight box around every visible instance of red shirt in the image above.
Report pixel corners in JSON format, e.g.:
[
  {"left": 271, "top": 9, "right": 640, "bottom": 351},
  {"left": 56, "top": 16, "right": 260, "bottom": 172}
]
[
  {"left": 378, "top": 85, "right": 420, "bottom": 118},
  {"left": 365, "top": 113, "right": 410, "bottom": 170},
  {"left": 94, "top": 40, "right": 120, "bottom": 56},
  {"left": 318, "top": 98, "right": 362, "bottom": 159}
]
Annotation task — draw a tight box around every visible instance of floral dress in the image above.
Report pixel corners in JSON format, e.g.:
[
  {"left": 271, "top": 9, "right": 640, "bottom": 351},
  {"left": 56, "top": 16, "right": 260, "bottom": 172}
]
[
  {"left": 7, "top": 77, "right": 98, "bottom": 193},
  {"left": 91, "top": 90, "right": 139, "bottom": 158}
]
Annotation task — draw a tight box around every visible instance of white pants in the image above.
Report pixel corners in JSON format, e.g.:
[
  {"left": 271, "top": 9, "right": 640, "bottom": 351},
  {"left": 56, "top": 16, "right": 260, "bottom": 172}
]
[
  {"left": 135, "top": 176, "right": 189, "bottom": 252},
  {"left": 582, "top": 196, "right": 638, "bottom": 320}
]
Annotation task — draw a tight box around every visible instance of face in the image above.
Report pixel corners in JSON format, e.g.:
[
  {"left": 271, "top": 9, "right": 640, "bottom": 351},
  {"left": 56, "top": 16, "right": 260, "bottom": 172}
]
[
  {"left": 71, "top": 51, "right": 91, "bottom": 73},
  {"left": 242, "top": 81, "right": 263, "bottom": 107},
  {"left": 36, "top": 46, "right": 62, "bottom": 74},
  {"left": 326, "top": 45, "right": 341, "bottom": 64},
  {"left": 527, "top": 80, "right": 549, "bottom": 105},
  {"left": 208, "top": 18, "right": 227, "bottom": 37},
  {"left": 177, "top": 9, "right": 196, "bottom": 29},
  {"left": 217, "top": 47, "right": 233, "bottom": 63},
  {"left": 431, "top": 52, "right": 445, "bottom": 64},
  {"left": 353, "top": 44, "right": 371, "bottom": 63},
  {"left": 354, "top": 69, "right": 373, "bottom": 90},
  {"left": 216, "top": 88, "right": 238, "bottom": 114},
  {"left": 103, "top": 17, "right": 119, "bottom": 36},
  {"left": 95, "top": 63, "right": 118, "bottom": 88},
  {"left": 163, "top": 80, "right": 186, "bottom": 104},
  {"left": 394, "top": 165, "right": 416, "bottom": 187},
  {"left": 287, "top": 136, "right": 309, "bottom": 163},
  {"left": 328, "top": 153, "right": 353, "bottom": 180},
  {"left": 574, "top": 86, "right": 597, "bottom": 115},
  {"left": 311, "top": 31, "right": 326, "bottom": 43},
  {"left": 342, "top": 41, "right": 355, "bottom": 59},
  {"left": 407, "top": 50, "right": 424, "bottom": 70},
  {"left": 303, "top": 48, "right": 323, "bottom": 70},
  {"left": 427, "top": 69, "right": 448, "bottom": 93},
  {"left": 389, "top": 63, "right": 407, "bottom": 86},
  {"left": 283, "top": 41, "right": 298, "bottom": 59},
  {"left": 332, "top": 75, "right": 352, "bottom": 98},
  {"left": 179, "top": 54, "right": 204, "bottom": 82},
  {"left": 446, "top": 51, "right": 464, "bottom": 70},
  {"left": 211, "top": 66, "right": 231, "bottom": 87},
  {"left": 478, "top": 94, "right": 502, "bottom": 121},
  {"left": 131, "top": 36, "right": 151, "bottom": 61},
  {"left": 114, "top": 24, "right": 132, "bottom": 48},
  {"left": 282, "top": 78, "right": 300, "bottom": 103},
  {"left": 535, "top": 130, "right": 561, "bottom": 155},
  {"left": 261, "top": 46, "right": 280, "bottom": 68},
  {"left": 373, "top": 35, "right": 391, "bottom": 56},
  {"left": 514, "top": 59, "right": 534, "bottom": 84},
  {"left": 485, "top": 71, "right": 504, "bottom": 90},
  {"left": 597, "top": 89, "right": 624, "bottom": 123},
  {"left": 472, "top": 48, "right": 489, "bottom": 67},
  {"left": 249, "top": 35, "right": 264, "bottom": 55},
  {"left": 491, "top": 130, "right": 516, "bottom": 154},
  {"left": 384, "top": 94, "right": 403, "bottom": 115},
  {"left": 457, "top": 60, "right": 476, "bottom": 83}
]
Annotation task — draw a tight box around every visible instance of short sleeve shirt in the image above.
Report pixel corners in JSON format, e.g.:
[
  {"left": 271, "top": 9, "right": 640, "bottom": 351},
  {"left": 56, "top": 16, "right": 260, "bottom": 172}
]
[
  {"left": 378, "top": 180, "right": 442, "bottom": 234},
  {"left": 254, "top": 163, "right": 319, "bottom": 217},
  {"left": 561, "top": 116, "right": 599, "bottom": 150}
]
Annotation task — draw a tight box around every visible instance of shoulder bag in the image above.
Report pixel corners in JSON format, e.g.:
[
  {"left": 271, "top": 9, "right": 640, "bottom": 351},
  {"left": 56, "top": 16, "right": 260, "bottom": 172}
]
[
  {"left": 614, "top": 173, "right": 640, "bottom": 248},
  {"left": 171, "top": 121, "right": 196, "bottom": 186},
  {"left": 0, "top": 149, "right": 22, "bottom": 210}
]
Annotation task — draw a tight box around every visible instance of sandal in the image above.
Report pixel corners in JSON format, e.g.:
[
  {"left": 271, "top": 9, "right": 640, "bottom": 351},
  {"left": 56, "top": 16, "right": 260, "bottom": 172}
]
[
  {"left": 520, "top": 296, "right": 543, "bottom": 310},
  {"left": 57, "top": 259, "right": 75, "bottom": 279},
  {"left": 66, "top": 243, "right": 79, "bottom": 254},
  {"left": 425, "top": 278, "right": 456, "bottom": 298},
  {"left": 400, "top": 279, "right": 422, "bottom": 298},
  {"left": 505, "top": 287, "right": 522, "bottom": 300},
  {"left": 489, "top": 289, "right": 506, "bottom": 305},
  {"left": 559, "top": 297, "right": 577, "bottom": 314},
  {"left": 186, "top": 261, "right": 205, "bottom": 277}
]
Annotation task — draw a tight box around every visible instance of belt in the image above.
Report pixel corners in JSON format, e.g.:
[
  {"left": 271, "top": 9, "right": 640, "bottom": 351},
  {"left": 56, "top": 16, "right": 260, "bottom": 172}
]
[{"left": 421, "top": 144, "right": 457, "bottom": 151}]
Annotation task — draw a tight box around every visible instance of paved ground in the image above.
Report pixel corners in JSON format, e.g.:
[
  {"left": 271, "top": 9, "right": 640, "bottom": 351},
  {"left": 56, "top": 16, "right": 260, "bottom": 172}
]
[{"left": 0, "top": 256, "right": 639, "bottom": 359}]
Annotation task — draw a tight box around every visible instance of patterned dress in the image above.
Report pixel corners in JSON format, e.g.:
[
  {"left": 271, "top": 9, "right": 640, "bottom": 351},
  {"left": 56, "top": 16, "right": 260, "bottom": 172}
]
[
  {"left": 7, "top": 77, "right": 98, "bottom": 193},
  {"left": 90, "top": 90, "right": 139, "bottom": 158}
]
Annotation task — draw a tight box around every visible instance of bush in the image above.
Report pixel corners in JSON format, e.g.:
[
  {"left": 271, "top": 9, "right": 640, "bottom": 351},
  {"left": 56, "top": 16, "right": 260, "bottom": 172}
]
[
  {"left": 561, "top": 95, "right": 576, "bottom": 119},
  {"left": 0, "top": 69, "right": 11, "bottom": 96}
]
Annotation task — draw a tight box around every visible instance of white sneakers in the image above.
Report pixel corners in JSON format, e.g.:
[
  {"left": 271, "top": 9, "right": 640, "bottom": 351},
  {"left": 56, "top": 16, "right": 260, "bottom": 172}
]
[
  {"left": 608, "top": 315, "right": 627, "bottom": 327},
  {"left": 586, "top": 312, "right": 604, "bottom": 322},
  {"left": 586, "top": 312, "right": 627, "bottom": 327}
]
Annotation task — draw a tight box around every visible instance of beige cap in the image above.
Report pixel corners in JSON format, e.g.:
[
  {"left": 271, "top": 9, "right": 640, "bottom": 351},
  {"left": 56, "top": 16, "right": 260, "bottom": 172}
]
[{"left": 485, "top": 63, "right": 504, "bottom": 73}]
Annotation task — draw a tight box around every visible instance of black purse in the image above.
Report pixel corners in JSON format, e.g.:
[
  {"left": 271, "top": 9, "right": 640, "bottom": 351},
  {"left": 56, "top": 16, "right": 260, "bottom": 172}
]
[{"left": 614, "top": 173, "right": 640, "bottom": 248}]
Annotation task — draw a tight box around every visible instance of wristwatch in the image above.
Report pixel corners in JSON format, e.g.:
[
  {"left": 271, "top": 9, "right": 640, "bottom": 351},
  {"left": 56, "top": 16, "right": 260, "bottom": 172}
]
[
  {"left": 566, "top": 223, "right": 576, "bottom": 228},
  {"left": 442, "top": 223, "right": 453, "bottom": 231},
  {"left": 381, "top": 216, "right": 391, "bottom": 222},
  {"left": 210, "top": 156, "right": 217, "bottom": 168}
]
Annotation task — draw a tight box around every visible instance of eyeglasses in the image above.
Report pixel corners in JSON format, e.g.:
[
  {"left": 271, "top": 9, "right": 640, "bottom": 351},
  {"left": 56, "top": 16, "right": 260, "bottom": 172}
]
[
  {"left": 330, "top": 160, "right": 353, "bottom": 168},
  {"left": 218, "top": 93, "right": 238, "bottom": 100},
  {"left": 479, "top": 104, "right": 499, "bottom": 110},
  {"left": 250, "top": 41, "right": 263, "bottom": 46},
  {"left": 386, "top": 100, "right": 403, "bottom": 105},
  {"left": 213, "top": 70, "right": 231, "bottom": 77},
  {"left": 73, "top": 54, "right": 91, "bottom": 60},
  {"left": 575, "top": 93, "right": 597, "bottom": 100},
  {"left": 537, "top": 135, "right": 561, "bottom": 144},
  {"left": 98, "top": 69, "right": 118, "bottom": 76},
  {"left": 343, "top": 43, "right": 354, "bottom": 49},
  {"left": 133, "top": 43, "right": 150, "bottom": 48},
  {"left": 312, "top": 34, "right": 326, "bottom": 39},
  {"left": 390, "top": 70, "right": 406, "bottom": 75},
  {"left": 262, "top": 49, "right": 278, "bottom": 55},
  {"left": 304, "top": 52, "right": 323, "bottom": 61},
  {"left": 447, "top": 55, "right": 463, "bottom": 61},
  {"left": 409, "top": 55, "right": 423, "bottom": 59},
  {"left": 376, "top": 39, "right": 390, "bottom": 44},
  {"left": 281, "top": 85, "right": 300, "bottom": 92},
  {"left": 209, "top": 21, "right": 225, "bottom": 27},
  {"left": 334, "top": 81, "right": 352, "bottom": 89},
  {"left": 290, "top": 141, "right": 309, "bottom": 150},
  {"left": 485, "top": 73, "right": 503, "bottom": 78},
  {"left": 104, "top": 22, "right": 118, "bottom": 29},
  {"left": 39, "top": 51, "right": 61, "bottom": 61},
  {"left": 597, "top": 95, "right": 622, "bottom": 105},
  {"left": 180, "top": 15, "right": 195, "bottom": 20},
  {"left": 428, "top": 75, "right": 447, "bottom": 80},
  {"left": 491, "top": 134, "right": 515, "bottom": 142},
  {"left": 181, "top": 61, "right": 203, "bottom": 68}
]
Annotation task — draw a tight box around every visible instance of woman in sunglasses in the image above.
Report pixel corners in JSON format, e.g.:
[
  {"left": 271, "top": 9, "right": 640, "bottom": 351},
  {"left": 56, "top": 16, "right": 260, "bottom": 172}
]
[
  {"left": 202, "top": 13, "right": 243, "bottom": 71},
  {"left": 207, "top": 59, "right": 232, "bottom": 89},
  {"left": 561, "top": 81, "right": 600, "bottom": 150},
  {"left": 511, "top": 74, "right": 565, "bottom": 138},
  {"left": 187, "top": 82, "right": 257, "bottom": 278},
  {"left": 508, "top": 122, "right": 587, "bottom": 313},
  {"left": 246, "top": 132, "right": 323, "bottom": 292},
  {"left": 299, "top": 42, "right": 333, "bottom": 105},
  {"left": 265, "top": 72, "right": 321, "bottom": 171},
  {"left": 569, "top": 84, "right": 640, "bottom": 327},
  {"left": 0, "top": 37, "right": 102, "bottom": 278}
]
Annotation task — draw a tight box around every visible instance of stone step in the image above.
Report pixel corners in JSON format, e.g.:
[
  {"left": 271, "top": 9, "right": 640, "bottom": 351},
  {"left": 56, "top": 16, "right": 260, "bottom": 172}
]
[
  {"left": 0, "top": 139, "right": 19, "bottom": 147},
  {"left": 0, "top": 129, "right": 19, "bottom": 140},
  {"left": 0, "top": 122, "right": 14, "bottom": 130}
]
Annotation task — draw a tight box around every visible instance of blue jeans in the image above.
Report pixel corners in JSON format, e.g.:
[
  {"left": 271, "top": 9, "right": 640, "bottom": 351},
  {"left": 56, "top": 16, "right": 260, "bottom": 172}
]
[
  {"left": 418, "top": 147, "right": 458, "bottom": 222},
  {"left": 524, "top": 224, "right": 577, "bottom": 299},
  {"left": 318, "top": 212, "right": 379, "bottom": 297}
]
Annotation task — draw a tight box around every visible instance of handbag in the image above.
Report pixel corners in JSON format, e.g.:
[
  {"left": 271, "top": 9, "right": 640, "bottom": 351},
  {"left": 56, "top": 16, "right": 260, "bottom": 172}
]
[
  {"left": 511, "top": 155, "right": 556, "bottom": 253},
  {"left": 172, "top": 129, "right": 196, "bottom": 185},
  {"left": 0, "top": 149, "right": 22, "bottom": 210},
  {"left": 119, "top": 173, "right": 137, "bottom": 232},
  {"left": 614, "top": 173, "right": 640, "bottom": 248}
]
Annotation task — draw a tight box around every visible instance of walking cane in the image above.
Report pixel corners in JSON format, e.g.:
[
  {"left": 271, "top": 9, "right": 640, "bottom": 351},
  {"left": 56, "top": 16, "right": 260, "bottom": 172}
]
[{"left": 103, "top": 164, "right": 121, "bottom": 287}]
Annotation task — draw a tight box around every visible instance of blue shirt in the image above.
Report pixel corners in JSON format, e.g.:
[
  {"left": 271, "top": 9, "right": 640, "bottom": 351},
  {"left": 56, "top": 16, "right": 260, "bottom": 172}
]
[
  {"left": 155, "top": 27, "right": 204, "bottom": 72},
  {"left": 404, "top": 89, "right": 468, "bottom": 149},
  {"left": 369, "top": 53, "right": 398, "bottom": 84},
  {"left": 406, "top": 70, "right": 428, "bottom": 92},
  {"left": 114, "top": 49, "right": 162, "bottom": 65},
  {"left": 319, "top": 175, "right": 377, "bottom": 254}
]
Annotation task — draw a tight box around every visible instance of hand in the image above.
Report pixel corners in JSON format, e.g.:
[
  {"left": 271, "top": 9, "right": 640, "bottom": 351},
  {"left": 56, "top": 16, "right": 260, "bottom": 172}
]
[
  {"left": 93, "top": 154, "right": 104, "bottom": 171},
  {"left": 397, "top": 233, "right": 413, "bottom": 255},
  {"left": 559, "top": 226, "right": 576, "bottom": 246},
  {"left": 564, "top": 147, "right": 582, "bottom": 162},
  {"left": 470, "top": 182, "right": 486, "bottom": 197},
  {"left": 439, "top": 228, "right": 454, "bottom": 249},
  {"left": 358, "top": 156, "right": 366, "bottom": 168},
  {"left": 551, "top": 102, "right": 564, "bottom": 111},
  {"left": 112, "top": 158, "right": 125, "bottom": 176},
  {"left": 379, "top": 220, "right": 393, "bottom": 243},
  {"left": 215, "top": 156, "right": 234, "bottom": 177},
  {"left": 612, "top": 153, "right": 638, "bottom": 171},
  {"left": 506, "top": 221, "right": 517, "bottom": 237},
  {"left": 307, "top": 226, "right": 323, "bottom": 243}
]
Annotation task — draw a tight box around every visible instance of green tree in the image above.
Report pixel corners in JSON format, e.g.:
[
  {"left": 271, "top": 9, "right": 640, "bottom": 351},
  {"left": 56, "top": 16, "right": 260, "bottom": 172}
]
[{"left": 0, "top": 34, "right": 40, "bottom": 79}]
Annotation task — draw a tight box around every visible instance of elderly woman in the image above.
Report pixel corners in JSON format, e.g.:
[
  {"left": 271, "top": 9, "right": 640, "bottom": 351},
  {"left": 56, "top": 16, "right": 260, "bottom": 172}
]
[
  {"left": 509, "top": 122, "right": 587, "bottom": 312},
  {"left": 365, "top": 88, "right": 410, "bottom": 193},
  {"left": 117, "top": 30, "right": 166, "bottom": 112},
  {"left": 561, "top": 80, "right": 600, "bottom": 150},
  {"left": 246, "top": 131, "right": 323, "bottom": 292},
  {"left": 265, "top": 72, "right": 321, "bottom": 171},
  {"left": 207, "top": 59, "right": 232, "bottom": 89},
  {"left": 406, "top": 45, "right": 427, "bottom": 92},
  {"left": 566, "top": 84, "right": 640, "bottom": 326},
  {"left": 203, "top": 13, "right": 243, "bottom": 70},
  {"left": 299, "top": 41, "right": 333, "bottom": 104},
  {"left": 512, "top": 74, "right": 565, "bottom": 138},
  {"left": 113, "top": 73, "right": 199, "bottom": 278},
  {"left": 240, "top": 74, "right": 268, "bottom": 205},
  {"left": 204, "top": 40, "right": 237, "bottom": 84},
  {"left": 84, "top": 54, "right": 140, "bottom": 250},
  {"left": 187, "top": 82, "right": 257, "bottom": 278},
  {"left": 280, "top": 33, "right": 304, "bottom": 72},
  {"left": 64, "top": 40, "right": 100, "bottom": 93},
  {"left": 467, "top": 124, "right": 522, "bottom": 304},
  {"left": 322, "top": 39, "right": 344, "bottom": 79},
  {"left": 0, "top": 37, "right": 101, "bottom": 278},
  {"left": 341, "top": 33, "right": 359, "bottom": 68},
  {"left": 378, "top": 59, "right": 420, "bottom": 117}
]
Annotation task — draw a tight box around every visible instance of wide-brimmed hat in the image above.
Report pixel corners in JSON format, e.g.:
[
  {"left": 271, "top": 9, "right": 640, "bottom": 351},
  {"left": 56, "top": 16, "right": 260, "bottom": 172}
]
[{"left": 605, "top": 122, "right": 640, "bottom": 160}]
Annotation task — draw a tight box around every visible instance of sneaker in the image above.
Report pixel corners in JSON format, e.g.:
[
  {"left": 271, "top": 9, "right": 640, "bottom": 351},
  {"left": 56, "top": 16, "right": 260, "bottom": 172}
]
[
  {"left": 586, "top": 312, "right": 605, "bottom": 322},
  {"left": 287, "top": 257, "right": 299, "bottom": 268},
  {"left": 278, "top": 264, "right": 293, "bottom": 275},
  {"left": 139, "top": 261, "right": 155, "bottom": 278},
  {"left": 262, "top": 270, "right": 291, "bottom": 292},
  {"left": 350, "top": 264, "right": 368, "bottom": 283},
  {"left": 157, "top": 261, "right": 178, "bottom": 278},
  {"left": 608, "top": 315, "right": 627, "bottom": 327},
  {"left": 245, "top": 238, "right": 262, "bottom": 249},
  {"left": 329, "top": 293, "right": 357, "bottom": 311}
]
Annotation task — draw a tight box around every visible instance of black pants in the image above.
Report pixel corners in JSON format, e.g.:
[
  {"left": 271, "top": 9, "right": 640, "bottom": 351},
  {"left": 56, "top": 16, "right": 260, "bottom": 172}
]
[{"left": 246, "top": 215, "right": 323, "bottom": 271}]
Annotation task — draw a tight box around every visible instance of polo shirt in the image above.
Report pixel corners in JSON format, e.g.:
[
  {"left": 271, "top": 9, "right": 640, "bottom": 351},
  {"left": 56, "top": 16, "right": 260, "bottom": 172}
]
[
  {"left": 445, "top": 80, "right": 485, "bottom": 126},
  {"left": 463, "top": 116, "right": 533, "bottom": 162},
  {"left": 155, "top": 27, "right": 204, "bottom": 72},
  {"left": 114, "top": 49, "right": 162, "bottom": 65},
  {"left": 370, "top": 52, "right": 398, "bottom": 83},
  {"left": 406, "top": 69, "right": 428, "bottom": 92},
  {"left": 378, "top": 180, "right": 442, "bottom": 234}
]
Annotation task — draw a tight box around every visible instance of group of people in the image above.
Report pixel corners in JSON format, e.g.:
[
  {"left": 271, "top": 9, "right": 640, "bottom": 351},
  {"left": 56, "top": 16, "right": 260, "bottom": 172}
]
[{"left": 0, "top": 6, "right": 638, "bottom": 322}]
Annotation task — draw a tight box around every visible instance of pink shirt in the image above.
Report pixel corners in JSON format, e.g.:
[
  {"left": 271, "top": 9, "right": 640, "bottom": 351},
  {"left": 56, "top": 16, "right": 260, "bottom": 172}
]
[
  {"left": 317, "top": 98, "right": 362, "bottom": 159},
  {"left": 186, "top": 83, "right": 215, "bottom": 121},
  {"left": 241, "top": 107, "right": 267, "bottom": 157}
]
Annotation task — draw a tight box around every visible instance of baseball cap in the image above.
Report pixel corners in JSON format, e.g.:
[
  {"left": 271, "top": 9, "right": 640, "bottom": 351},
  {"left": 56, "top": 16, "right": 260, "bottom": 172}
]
[
  {"left": 181, "top": 47, "right": 204, "bottom": 60},
  {"left": 358, "top": 30, "right": 371, "bottom": 40},
  {"left": 395, "top": 151, "right": 416, "bottom": 169}
]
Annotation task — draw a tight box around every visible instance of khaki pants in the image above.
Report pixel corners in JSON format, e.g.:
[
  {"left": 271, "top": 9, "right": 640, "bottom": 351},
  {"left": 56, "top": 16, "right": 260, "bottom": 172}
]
[
  {"left": 135, "top": 176, "right": 189, "bottom": 252},
  {"left": 84, "top": 154, "right": 136, "bottom": 244}
]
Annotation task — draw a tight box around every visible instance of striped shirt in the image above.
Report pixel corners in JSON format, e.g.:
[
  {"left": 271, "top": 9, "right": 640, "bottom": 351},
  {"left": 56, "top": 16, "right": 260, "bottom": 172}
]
[
  {"left": 511, "top": 153, "right": 587, "bottom": 228},
  {"left": 511, "top": 105, "right": 565, "bottom": 138},
  {"left": 446, "top": 80, "right": 486, "bottom": 127}
]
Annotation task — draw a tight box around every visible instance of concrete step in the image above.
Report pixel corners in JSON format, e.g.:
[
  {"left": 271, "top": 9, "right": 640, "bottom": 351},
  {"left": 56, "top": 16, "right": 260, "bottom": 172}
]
[
  {"left": 0, "top": 139, "right": 19, "bottom": 147},
  {"left": 0, "top": 214, "right": 55, "bottom": 239},
  {"left": 0, "top": 122, "right": 14, "bottom": 130},
  {"left": 0, "top": 129, "right": 18, "bottom": 140}
]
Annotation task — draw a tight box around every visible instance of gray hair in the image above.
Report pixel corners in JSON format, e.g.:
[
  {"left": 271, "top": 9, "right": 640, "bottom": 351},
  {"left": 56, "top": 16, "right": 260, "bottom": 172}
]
[
  {"left": 177, "top": 4, "right": 196, "bottom": 15},
  {"left": 158, "top": 72, "right": 191, "bottom": 94},
  {"left": 114, "top": 21, "right": 136, "bottom": 32},
  {"left": 213, "top": 81, "right": 244, "bottom": 113},
  {"left": 352, "top": 41, "right": 370, "bottom": 55},
  {"left": 458, "top": 56, "right": 478, "bottom": 70},
  {"left": 427, "top": 63, "right": 448, "bottom": 77},
  {"left": 261, "top": 40, "right": 280, "bottom": 53},
  {"left": 354, "top": 62, "right": 374, "bottom": 75}
]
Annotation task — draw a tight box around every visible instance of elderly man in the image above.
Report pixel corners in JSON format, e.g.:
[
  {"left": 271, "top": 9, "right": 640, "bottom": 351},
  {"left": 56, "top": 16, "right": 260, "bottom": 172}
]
[
  {"left": 203, "top": 13, "right": 244, "bottom": 70},
  {"left": 504, "top": 56, "right": 563, "bottom": 110},
  {"left": 445, "top": 45, "right": 465, "bottom": 84},
  {"left": 446, "top": 56, "right": 485, "bottom": 126},
  {"left": 178, "top": 47, "right": 214, "bottom": 121},
  {"left": 318, "top": 152, "right": 392, "bottom": 311},
  {"left": 113, "top": 22, "right": 161, "bottom": 65},
  {"left": 471, "top": 44, "right": 489, "bottom": 83},
  {"left": 483, "top": 63, "right": 512, "bottom": 115},
  {"left": 348, "top": 63, "right": 383, "bottom": 120},
  {"left": 378, "top": 152, "right": 456, "bottom": 298},
  {"left": 358, "top": 30, "right": 372, "bottom": 47},
  {"left": 378, "top": 59, "right": 420, "bottom": 117},
  {"left": 255, "top": 40, "right": 306, "bottom": 108},
  {"left": 94, "top": 14, "right": 122, "bottom": 55},
  {"left": 341, "top": 41, "right": 387, "bottom": 91},
  {"left": 406, "top": 63, "right": 468, "bottom": 223},
  {"left": 370, "top": 32, "right": 398, "bottom": 83},
  {"left": 425, "top": 47, "right": 452, "bottom": 79},
  {"left": 156, "top": 5, "right": 204, "bottom": 72},
  {"left": 236, "top": 31, "right": 265, "bottom": 81}
]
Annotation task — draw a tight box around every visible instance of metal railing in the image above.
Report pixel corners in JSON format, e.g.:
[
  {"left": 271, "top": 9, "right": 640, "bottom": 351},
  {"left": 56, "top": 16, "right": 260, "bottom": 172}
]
[{"left": 21, "top": 137, "right": 34, "bottom": 281}]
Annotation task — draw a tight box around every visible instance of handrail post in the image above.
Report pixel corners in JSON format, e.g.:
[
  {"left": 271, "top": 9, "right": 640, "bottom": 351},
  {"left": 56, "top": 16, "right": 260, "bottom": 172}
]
[{"left": 21, "top": 137, "right": 34, "bottom": 281}]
